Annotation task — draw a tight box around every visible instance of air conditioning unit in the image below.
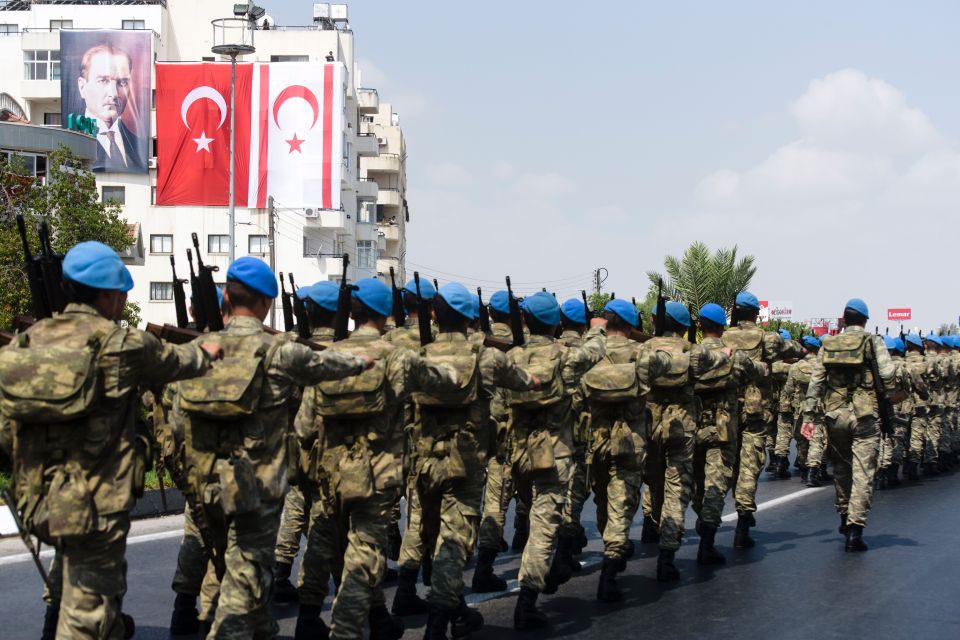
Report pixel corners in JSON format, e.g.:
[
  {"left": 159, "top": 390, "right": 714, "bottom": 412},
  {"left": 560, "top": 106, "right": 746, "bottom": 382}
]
[
  {"left": 330, "top": 4, "right": 348, "bottom": 21},
  {"left": 377, "top": 137, "right": 386, "bottom": 145},
  {"left": 148, "top": 157, "right": 157, "bottom": 169},
  {"left": 304, "top": 207, "right": 318, "bottom": 218},
  {"left": 313, "top": 3, "right": 331, "bottom": 20}
]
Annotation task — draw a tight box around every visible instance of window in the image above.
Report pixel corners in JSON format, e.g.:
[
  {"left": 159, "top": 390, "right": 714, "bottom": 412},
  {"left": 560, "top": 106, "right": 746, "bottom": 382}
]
[
  {"left": 150, "top": 234, "right": 173, "bottom": 254},
  {"left": 150, "top": 282, "right": 174, "bottom": 301},
  {"left": 0, "top": 24, "right": 18, "bottom": 34},
  {"left": 270, "top": 55, "right": 308, "bottom": 62},
  {"left": 24, "top": 50, "right": 60, "bottom": 81},
  {"left": 122, "top": 19, "right": 145, "bottom": 30},
  {"left": 303, "top": 235, "right": 322, "bottom": 257},
  {"left": 248, "top": 234, "right": 268, "bottom": 255},
  {"left": 49, "top": 20, "right": 72, "bottom": 30},
  {"left": 208, "top": 234, "right": 230, "bottom": 254},
  {"left": 101, "top": 186, "right": 125, "bottom": 204},
  {"left": 43, "top": 112, "right": 61, "bottom": 126},
  {"left": 356, "top": 240, "right": 375, "bottom": 269},
  {"left": 358, "top": 201, "right": 374, "bottom": 224}
]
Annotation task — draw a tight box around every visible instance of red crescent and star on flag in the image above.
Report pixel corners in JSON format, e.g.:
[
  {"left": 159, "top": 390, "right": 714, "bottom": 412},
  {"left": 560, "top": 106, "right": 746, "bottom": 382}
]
[
  {"left": 179, "top": 86, "right": 228, "bottom": 153},
  {"left": 272, "top": 85, "right": 320, "bottom": 153}
]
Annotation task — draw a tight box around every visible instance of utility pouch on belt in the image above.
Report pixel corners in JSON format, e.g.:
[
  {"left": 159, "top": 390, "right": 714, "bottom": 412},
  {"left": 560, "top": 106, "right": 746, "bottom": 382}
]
[
  {"left": 216, "top": 457, "right": 260, "bottom": 515},
  {"left": 337, "top": 442, "right": 374, "bottom": 504},
  {"left": 445, "top": 436, "right": 468, "bottom": 481},
  {"left": 609, "top": 421, "right": 641, "bottom": 463},
  {"left": 526, "top": 429, "right": 555, "bottom": 471},
  {"left": 36, "top": 462, "right": 96, "bottom": 543}
]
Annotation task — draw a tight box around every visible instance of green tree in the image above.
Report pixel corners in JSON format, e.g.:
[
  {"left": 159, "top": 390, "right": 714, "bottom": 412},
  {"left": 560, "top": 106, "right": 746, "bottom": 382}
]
[
  {"left": 646, "top": 242, "right": 757, "bottom": 321},
  {"left": 0, "top": 146, "right": 138, "bottom": 328}
]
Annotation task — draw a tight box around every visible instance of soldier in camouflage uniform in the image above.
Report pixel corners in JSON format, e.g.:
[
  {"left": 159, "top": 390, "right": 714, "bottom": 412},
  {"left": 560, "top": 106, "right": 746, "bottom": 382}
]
[
  {"left": 878, "top": 337, "right": 910, "bottom": 488},
  {"left": 581, "top": 299, "right": 672, "bottom": 600},
  {"left": 415, "top": 283, "right": 536, "bottom": 639},
  {"left": 932, "top": 335, "right": 957, "bottom": 472},
  {"left": 176, "top": 257, "right": 372, "bottom": 639},
  {"left": 922, "top": 335, "right": 946, "bottom": 475},
  {"left": 722, "top": 291, "right": 799, "bottom": 548},
  {"left": 901, "top": 334, "right": 930, "bottom": 481},
  {"left": 691, "top": 304, "right": 766, "bottom": 565},
  {"left": 506, "top": 292, "right": 605, "bottom": 629},
  {"left": 802, "top": 299, "right": 900, "bottom": 551},
  {"left": 296, "top": 278, "right": 459, "bottom": 640},
  {"left": 768, "top": 328, "right": 796, "bottom": 478},
  {"left": 943, "top": 336, "right": 960, "bottom": 464},
  {"left": 641, "top": 301, "right": 730, "bottom": 581},
  {"left": 774, "top": 335, "right": 822, "bottom": 482},
  {"left": 0, "top": 242, "right": 222, "bottom": 640}
]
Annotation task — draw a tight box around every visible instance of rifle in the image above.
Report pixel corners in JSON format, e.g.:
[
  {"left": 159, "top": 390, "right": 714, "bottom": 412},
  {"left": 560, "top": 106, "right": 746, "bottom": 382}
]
[
  {"left": 16, "top": 214, "right": 51, "bottom": 320},
  {"left": 654, "top": 279, "right": 666, "bottom": 337},
  {"left": 505, "top": 276, "right": 525, "bottom": 347},
  {"left": 868, "top": 337, "right": 907, "bottom": 437},
  {"left": 477, "top": 287, "right": 491, "bottom": 334},
  {"left": 433, "top": 278, "right": 439, "bottom": 293},
  {"left": 0, "top": 487, "right": 50, "bottom": 587},
  {"left": 688, "top": 304, "right": 697, "bottom": 344},
  {"left": 170, "top": 256, "right": 189, "bottom": 329},
  {"left": 191, "top": 233, "right": 223, "bottom": 332},
  {"left": 289, "top": 273, "right": 311, "bottom": 339},
  {"left": 730, "top": 293, "right": 740, "bottom": 328},
  {"left": 389, "top": 267, "right": 407, "bottom": 327},
  {"left": 37, "top": 220, "right": 65, "bottom": 315},
  {"left": 278, "top": 272, "right": 295, "bottom": 332},
  {"left": 413, "top": 271, "right": 433, "bottom": 346},
  {"left": 582, "top": 290, "right": 591, "bottom": 320},
  {"left": 185, "top": 248, "right": 206, "bottom": 332},
  {"left": 334, "top": 253, "right": 351, "bottom": 341}
]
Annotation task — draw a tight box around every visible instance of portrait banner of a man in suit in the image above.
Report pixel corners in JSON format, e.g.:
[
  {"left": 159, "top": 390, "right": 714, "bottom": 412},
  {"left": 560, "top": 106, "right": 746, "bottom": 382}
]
[{"left": 60, "top": 29, "right": 151, "bottom": 174}]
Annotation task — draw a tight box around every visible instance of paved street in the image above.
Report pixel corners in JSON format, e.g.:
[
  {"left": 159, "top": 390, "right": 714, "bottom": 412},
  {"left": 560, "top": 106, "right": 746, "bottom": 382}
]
[{"left": 2, "top": 469, "right": 958, "bottom": 640}]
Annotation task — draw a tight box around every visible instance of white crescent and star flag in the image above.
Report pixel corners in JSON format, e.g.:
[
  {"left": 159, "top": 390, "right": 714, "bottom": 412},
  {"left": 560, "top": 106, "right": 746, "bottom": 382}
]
[{"left": 156, "top": 61, "right": 344, "bottom": 209}]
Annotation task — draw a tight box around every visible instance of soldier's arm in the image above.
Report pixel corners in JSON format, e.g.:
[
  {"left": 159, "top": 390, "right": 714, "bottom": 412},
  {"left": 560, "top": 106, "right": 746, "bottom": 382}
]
[
  {"left": 636, "top": 350, "right": 671, "bottom": 389},
  {"left": 735, "top": 351, "right": 768, "bottom": 382},
  {"left": 390, "top": 349, "right": 460, "bottom": 399},
  {"left": 562, "top": 325, "right": 607, "bottom": 378},
  {"left": 481, "top": 347, "right": 535, "bottom": 392},
  {"left": 0, "top": 416, "right": 12, "bottom": 465},
  {"left": 780, "top": 365, "right": 798, "bottom": 414},
  {"left": 762, "top": 332, "right": 787, "bottom": 363},
  {"left": 280, "top": 341, "right": 368, "bottom": 386},
  {"left": 871, "top": 335, "right": 897, "bottom": 393},
  {"left": 139, "top": 329, "right": 212, "bottom": 387},
  {"left": 912, "top": 365, "right": 930, "bottom": 400},
  {"left": 801, "top": 353, "right": 827, "bottom": 422},
  {"left": 293, "top": 386, "right": 319, "bottom": 443},
  {"left": 692, "top": 344, "right": 729, "bottom": 377}
]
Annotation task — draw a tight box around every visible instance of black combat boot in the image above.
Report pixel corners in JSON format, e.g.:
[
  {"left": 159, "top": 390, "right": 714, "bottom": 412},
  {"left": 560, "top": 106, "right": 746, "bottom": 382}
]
[
  {"left": 388, "top": 522, "right": 402, "bottom": 561},
  {"left": 391, "top": 566, "right": 430, "bottom": 616},
  {"left": 905, "top": 461, "right": 920, "bottom": 481},
  {"left": 513, "top": 587, "right": 548, "bottom": 630},
  {"left": 499, "top": 537, "right": 509, "bottom": 552},
  {"left": 838, "top": 513, "right": 848, "bottom": 535},
  {"left": 511, "top": 513, "right": 529, "bottom": 552},
  {"left": 596, "top": 557, "right": 623, "bottom": 602},
  {"left": 800, "top": 466, "right": 809, "bottom": 483},
  {"left": 453, "top": 597, "right": 484, "bottom": 635},
  {"left": 41, "top": 604, "right": 59, "bottom": 640},
  {"left": 656, "top": 549, "right": 680, "bottom": 582},
  {"left": 923, "top": 460, "right": 941, "bottom": 476},
  {"left": 422, "top": 555, "right": 433, "bottom": 587},
  {"left": 542, "top": 544, "right": 573, "bottom": 595},
  {"left": 733, "top": 512, "right": 755, "bottom": 549},
  {"left": 697, "top": 524, "right": 726, "bottom": 565},
  {"left": 273, "top": 561, "right": 299, "bottom": 604},
  {"left": 574, "top": 526, "right": 588, "bottom": 556},
  {"left": 294, "top": 604, "right": 330, "bottom": 640},
  {"left": 845, "top": 524, "right": 868, "bottom": 552},
  {"left": 640, "top": 515, "right": 660, "bottom": 543},
  {"left": 765, "top": 448, "right": 777, "bottom": 473},
  {"left": 888, "top": 463, "right": 902, "bottom": 487},
  {"left": 472, "top": 547, "right": 507, "bottom": 593},
  {"left": 369, "top": 604, "right": 405, "bottom": 640},
  {"left": 424, "top": 605, "right": 452, "bottom": 640},
  {"left": 776, "top": 456, "right": 791, "bottom": 479},
  {"left": 556, "top": 534, "right": 581, "bottom": 573},
  {"left": 806, "top": 465, "right": 821, "bottom": 487},
  {"left": 878, "top": 467, "right": 889, "bottom": 490},
  {"left": 169, "top": 592, "right": 200, "bottom": 636},
  {"left": 120, "top": 613, "right": 136, "bottom": 640}
]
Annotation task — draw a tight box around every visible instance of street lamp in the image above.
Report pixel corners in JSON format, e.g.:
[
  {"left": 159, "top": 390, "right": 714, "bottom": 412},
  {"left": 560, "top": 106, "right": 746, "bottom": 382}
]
[{"left": 211, "top": 4, "right": 260, "bottom": 263}]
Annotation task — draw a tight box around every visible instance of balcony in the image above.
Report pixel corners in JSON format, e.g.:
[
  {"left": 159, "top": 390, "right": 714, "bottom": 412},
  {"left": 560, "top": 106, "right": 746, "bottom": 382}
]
[
  {"left": 377, "top": 256, "right": 400, "bottom": 274},
  {"left": 304, "top": 208, "right": 347, "bottom": 229},
  {"left": 377, "top": 222, "right": 400, "bottom": 242},
  {"left": 358, "top": 88, "right": 379, "bottom": 114},
  {"left": 365, "top": 153, "right": 400, "bottom": 173},
  {"left": 357, "top": 178, "right": 378, "bottom": 201},
  {"left": 377, "top": 187, "right": 401, "bottom": 208},
  {"left": 21, "top": 79, "right": 59, "bottom": 100},
  {"left": 355, "top": 132, "right": 378, "bottom": 157}
]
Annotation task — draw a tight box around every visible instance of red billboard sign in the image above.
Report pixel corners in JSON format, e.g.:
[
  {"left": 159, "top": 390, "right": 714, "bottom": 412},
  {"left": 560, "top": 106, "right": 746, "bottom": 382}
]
[{"left": 887, "top": 308, "right": 912, "bottom": 321}]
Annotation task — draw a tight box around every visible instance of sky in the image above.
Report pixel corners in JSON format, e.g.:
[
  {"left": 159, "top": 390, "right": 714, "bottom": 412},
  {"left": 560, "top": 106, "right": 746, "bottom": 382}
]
[{"left": 268, "top": 1, "right": 960, "bottom": 332}]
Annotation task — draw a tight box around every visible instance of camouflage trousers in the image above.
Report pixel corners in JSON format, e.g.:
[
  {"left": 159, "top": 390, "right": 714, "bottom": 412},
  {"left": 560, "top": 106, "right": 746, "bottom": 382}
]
[
  {"left": 590, "top": 432, "right": 643, "bottom": 560},
  {"left": 415, "top": 454, "right": 484, "bottom": 610},
  {"left": 774, "top": 413, "right": 809, "bottom": 466},
  {"left": 51, "top": 512, "right": 130, "bottom": 640},
  {"left": 329, "top": 489, "right": 399, "bottom": 640},
  {"left": 561, "top": 443, "right": 589, "bottom": 539},
  {"left": 274, "top": 485, "right": 309, "bottom": 565},
  {"left": 805, "top": 422, "right": 829, "bottom": 468},
  {"left": 642, "top": 420, "right": 695, "bottom": 551},
  {"left": 512, "top": 451, "right": 574, "bottom": 592},
  {"left": 734, "top": 417, "right": 770, "bottom": 513},
  {"left": 172, "top": 500, "right": 209, "bottom": 597},
  {"left": 878, "top": 419, "right": 908, "bottom": 468},
  {"left": 397, "top": 472, "right": 427, "bottom": 571},
  {"left": 924, "top": 408, "right": 944, "bottom": 463},
  {"left": 691, "top": 424, "right": 737, "bottom": 529},
  {"left": 825, "top": 410, "right": 880, "bottom": 528},
  {"left": 477, "top": 455, "right": 511, "bottom": 551},
  {"left": 297, "top": 479, "right": 341, "bottom": 608},
  {"left": 906, "top": 413, "right": 927, "bottom": 464},
  {"left": 940, "top": 407, "right": 956, "bottom": 455}
]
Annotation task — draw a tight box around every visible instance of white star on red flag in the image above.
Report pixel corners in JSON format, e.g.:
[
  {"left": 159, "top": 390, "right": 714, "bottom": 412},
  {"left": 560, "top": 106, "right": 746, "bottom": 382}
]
[{"left": 193, "top": 130, "right": 214, "bottom": 152}]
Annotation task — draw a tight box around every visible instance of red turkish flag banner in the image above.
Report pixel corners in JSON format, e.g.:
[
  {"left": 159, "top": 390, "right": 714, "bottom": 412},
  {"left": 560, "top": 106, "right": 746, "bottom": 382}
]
[{"left": 156, "top": 63, "right": 253, "bottom": 206}]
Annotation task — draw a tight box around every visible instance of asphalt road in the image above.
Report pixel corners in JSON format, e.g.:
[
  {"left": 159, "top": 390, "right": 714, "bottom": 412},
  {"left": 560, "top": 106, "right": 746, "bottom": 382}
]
[{"left": 2, "top": 467, "right": 958, "bottom": 640}]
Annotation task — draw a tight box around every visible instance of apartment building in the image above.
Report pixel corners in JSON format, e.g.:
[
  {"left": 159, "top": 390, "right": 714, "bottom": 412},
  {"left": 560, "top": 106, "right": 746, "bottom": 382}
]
[{"left": 0, "top": 0, "right": 408, "bottom": 327}]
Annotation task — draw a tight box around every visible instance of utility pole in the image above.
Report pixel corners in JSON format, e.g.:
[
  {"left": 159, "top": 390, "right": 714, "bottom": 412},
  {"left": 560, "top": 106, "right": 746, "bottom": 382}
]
[
  {"left": 593, "top": 267, "right": 608, "bottom": 294},
  {"left": 267, "top": 195, "right": 276, "bottom": 329}
]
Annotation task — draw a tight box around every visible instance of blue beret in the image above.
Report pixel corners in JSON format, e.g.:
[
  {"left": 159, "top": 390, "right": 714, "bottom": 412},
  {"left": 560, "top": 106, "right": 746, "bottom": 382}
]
[
  {"left": 604, "top": 298, "right": 638, "bottom": 328},
  {"left": 306, "top": 281, "right": 339, "bottom": 312},
  {"left": 802, "top": 335, "right": 821, "bottom": 349},
  {"left": 735, "top": 291, "right": 760, "bottom": 310},
  {"left": 925, "top": 334, "right": 943, "bottom": 347},
  {"left": 560, "top": 298, "right": 587, "bottom": 325},
  {"left": 945, "top": 336, "right": 958, "bottom": 349},
  {"left": 905, "top": 334, "right": 923, "bottom": 349},
  {"left": 404, "top": 278, "right": 435, "bottom": 300},
  {"left": 522, "top": 291, "right": 560, "bottom": 326},
  {"left": 63, "top": 241, "right": 133, "bottom": 292},
  {"left": 778, "top": 329, "right": 792, "bottom": 341},
  {"left": 296, "top": 286, "right": 311, "bottom": 299},
  {"left": 844, "top": 298, "right": 869, "bottom": 319},
  {"left": 227, "top": 256, "right": 278, "bottom": 298},
  {"left": 439, "top": 283, "right": 478, "bottom": 321},
  {"left": 354, "top": 278, "right": 391, "bottom": 317},
  {"left": 665, "top": 301, "right": 691, "bottom": 328},
  {"left": 489, "top": 290, "right": 510, "bottom": 315},
  {"left": 883, "top": 335, "right": 898, "bottom": 351},
  {"left": 893, "top": 337, "right": 905, "bottom": 353},
  {"left": 699, "top": 303, "right": 727, "bottom": 326}
]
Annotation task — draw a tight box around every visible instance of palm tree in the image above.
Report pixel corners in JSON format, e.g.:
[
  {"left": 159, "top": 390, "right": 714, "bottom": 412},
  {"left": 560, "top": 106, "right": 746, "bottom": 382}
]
[{"left": 646, "top": 242, "right": 756, "bottom": 316}]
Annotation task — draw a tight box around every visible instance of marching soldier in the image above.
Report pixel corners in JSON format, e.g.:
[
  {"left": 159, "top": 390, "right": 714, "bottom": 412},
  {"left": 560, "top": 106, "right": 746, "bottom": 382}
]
[
  {"left": 878, "top": 336, "right": 910, "bottom": 488},
  {"left": 774, "top": 335, "right": 822, "bottom": 483},
  {"left": 902, "top": 334, "right": 930, "bottom": 481},
  {"left": 923, "top": 335, "right": 946, "bottom": 475}
]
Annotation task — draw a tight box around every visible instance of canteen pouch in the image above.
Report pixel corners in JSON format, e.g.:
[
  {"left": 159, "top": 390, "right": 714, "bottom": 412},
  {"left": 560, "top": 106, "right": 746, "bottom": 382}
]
[
  {"left": 337, "top": 442, "right": 374, "bottom": 504},
  {"left": 715, "top": 405, "right": 732, "bottom": 443},
  {"left": 742, "top": 385, "right": 764, "bottom": 417},
  {"left": 445, "top": 435, "right": 469, "bottom": 481},
  {"left": 525, "top": 429, "right": 555, "bottom": 471},
  {"left": 33, "top": 462, "right": 96, "bottom": 543},
  {"left": 216, "top": 457, "right": 261, "bottom": 516},
  {"left": 609, "top": 421, "right": 643, "bottom": 467}
]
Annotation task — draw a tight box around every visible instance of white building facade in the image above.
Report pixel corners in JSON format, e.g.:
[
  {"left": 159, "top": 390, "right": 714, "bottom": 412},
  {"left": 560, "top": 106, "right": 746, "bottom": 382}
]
[{"left": 0, "top": 0, "right": 408, "bottom": 328}]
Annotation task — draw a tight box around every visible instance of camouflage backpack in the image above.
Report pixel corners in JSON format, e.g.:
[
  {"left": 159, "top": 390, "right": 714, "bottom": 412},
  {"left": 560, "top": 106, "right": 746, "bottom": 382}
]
[
  {"left": 820, "top": 333, "right": 869, "bottom": 368},
  {"left": 315, "top": 342, "right": 392, "bottom": 418},
  {"left": 722, "top": 325, "right": 765, "bottom": 362},
  {"left": 0, "top": 318, "right": 119, "bottom": 424},
  {"left": 178, "top": 333, "right": 286, "bottom": 420},
  {"left": 694, "top": 348, "right": 734, "bottom": 394},
  {"left": 508, "top": 341, "right": 564, "bottom": 409},
  {"left": 414, "top": 339, "right": 480, "bottom": 408},
  {"left": 582, "top": 347, "right": 641, "bottom": 404},
  {"left": 645, "top": 336, "right": 691, "bottom": 389}
]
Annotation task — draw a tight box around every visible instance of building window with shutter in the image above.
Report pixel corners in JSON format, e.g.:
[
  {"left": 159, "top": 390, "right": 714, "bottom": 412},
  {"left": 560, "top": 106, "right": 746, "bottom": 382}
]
[
  {"left": 122, "top": 19, "right": 145, "bottom": 30},
  {"left": 208, "top": 234, "right": 230, "bottom": 254},
  {"left": 150, "top": 282, "right": 173, "bottom": 301},
  {"left": 102, "top": 186, "right": 125, "bottom": 204},
  {"left": 356, "top": 240, "right": 375, "bottom": 269},
  {"left": 248, "top": 235, "right": 268, "bottom": 255},
  {"left": 150, "top": 234, "right": 173, "bottom": 254}
]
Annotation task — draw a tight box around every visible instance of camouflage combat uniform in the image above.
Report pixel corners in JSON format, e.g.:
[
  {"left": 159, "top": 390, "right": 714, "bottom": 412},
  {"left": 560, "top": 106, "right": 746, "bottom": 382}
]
[
  {"left": 904, "top": 350, "right": 930, "bottom": 470},
  {"left": 878, "top": 349, "right": 912, "bottom": 473},
  {"left": 558, "top": 328, "right": 590, "bottom": 547},
  {"left": 775, "top": 351, "right": 819, "bottom": 468},
  {"left": 922, "top": 349, "right": 945, "bottom": 469},
  {"left": 3, "top": 303, "right": 212, "bottom": 640}
]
